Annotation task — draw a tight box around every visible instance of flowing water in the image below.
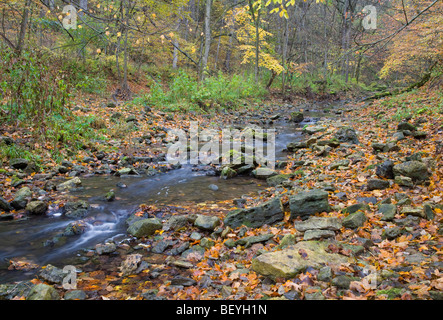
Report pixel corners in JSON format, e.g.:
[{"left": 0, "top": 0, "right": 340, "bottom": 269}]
[{"left": 0, "top": 102, "right": 342, "bottom": 283}]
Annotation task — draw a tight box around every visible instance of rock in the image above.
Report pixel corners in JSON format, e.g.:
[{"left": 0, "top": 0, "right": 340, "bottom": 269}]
[
  {"left": 294, "top": 216, "right": 342, "bottom": 232},
  {"left": 0, "top": 197, "right": 12, "bottom": 212},
  {"left": 38, "top": 265, "right": 65, "bottom": 284},
  {"left": 379, "top": 204, "right": 397, "bottom": 221},
  {"left": 166, "top": 215, "right": 189, "bottom": 231},
  {"left": 9, "top": 158, "right": 29, "bottom": 170},
  {"left": 382, "top": 227, "right": 403, "bottom": 240},
  {"left": 251, "top": 241, "right": 351, "bottom": 279},
  {"left": 127, "top": 218, "right": 163, "bottom": 238},
  {"left": 56, "top": 177, "right": 82, "bottom": 191},
  {"left": 423, "top": 203, "right": 435, "bottom": 220},
  {"left": 376, "top": 160, "right": 394, "bottom": 179},
  {"left": 95, "top": 242, "right": 117, "bottom": 255},
  {"left": 220, "top": 166, "right": 237, "bottom": 179},
  {"left": 252, "top": 167, "right": 277, "bottom": 179},
  {"left": 333, "top": 127, "right": 359, "bottom": 144},
  {"left": 394, "top": 175, "right": 414, "bottom": 187},
  {"left": 412, "top": 131, "right": 427, "bottom": 139},
  {"left": 208, "top": 184, "right": 219, "bottom": 191},
  {"left": 332, "top": 275, "right": 358, "bottom": 289},
  {"left": 367, "top": 179, "right": 390, "bottom": 191},
  {"left": 152, "top": 239, "right": 176, "bottom": 253},
  {"left": 10, "top": 186, "right": 32, "bottom": 209},
  {"left": 286, "top": 141, "right": 308, "bottom": 151},
  {"left": 64, "top": 290, "right": 86, "bottom": 300},
  {"left": 342, "top": 211, "right": 367, "bottom": 229},
  {"left": 400, "top": 206, "right": 425, "bottom": 219},
  {"left": 393, "top": 161, "right": 430, "bottom": 182},
  {"left": 303, "top": 125, "right": 326, "bottom": 135},
  {"left": 304, "top": 287, "right": 325, "bottom": 300},
  {"left": 105, "top": 189, "right": 115, "bottom": 201},
  {"left": 266, "top": 173, "right": 294, "bottom": 187},
  {"left": 115, "top": 167, "right": 138, "bottom": 176},
  {"left": 181, "top": 245, "right": 205, "bottom": 261},
  {"left": 194, "top": 215, "right": 221, "bottom": 231},
  {"left": 393, "top": 132, "right": 405, "bottom": 141},
  {"left": 303, "top": 229, "right": 335, "bottom": 240},
  {"left": 224, "top": 197, "right": 283, "bottom": 228},
  {"left": 171, "top": 276, "right": 196, "bottom": 287},
  {"left": 25, "top": 201, "right": 48, "bottom": 215},
  {"left": 372, "top": 142, "right": 400, "bottom": 153},
  {"left": 397, "top": 122, "right": 416, "bottom": 132},
  {"left": 343, "top": 203, "right": 370, "bottom": 214},
  {"left": 318, "top": 266, "right": 333, "bottom": 282},
  {"left": 290, "top": 111, "right": 304, "bottom": 123},
  {"left": 0, "top": 136, "right": 14, "bottom": 145},
  {"left": 26, "top": 284, "right": 60, "bottom": 300},
  {"left": 288, "top": 190, "right": 330, "bottom": 219},
  {"left": 64, "top": 200, "right": 89, "bottom": 218},
  {"left": 63, "top": 221, "right": 87, "bottom": 236},
  {"left": 328, "top": 159, "right": 350, "bottom": 170},
  {"left": 234, "top": 233, "right": 274, "bottom": 248}
]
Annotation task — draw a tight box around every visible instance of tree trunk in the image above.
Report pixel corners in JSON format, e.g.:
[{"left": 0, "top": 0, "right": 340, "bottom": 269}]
[
  {"left": 281, "top": 8, "right": 289, "bottom": 93},
  {"left": 200, "top": 0, "right": 212, "bottom": 81},
  {"left": 16, "top": 0, "right": 31, "bottom": 55}
]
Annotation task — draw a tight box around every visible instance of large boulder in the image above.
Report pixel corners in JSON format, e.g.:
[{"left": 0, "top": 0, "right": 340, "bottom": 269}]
[
  {"left": 224, "top": 197, "right": 283, "bottom": 228},
  {"left": 64, "top": 200, "right": 89, "bottom": 218},
  {"left": 251, "top": 241, "right": 351, "bottom": 279},
  {"left": 289, "top": 189, "right": 331, "bottom": 219},
  {"left": 393, "top": 161, "right": 430, "bottom": 182},
  {"left": 9, "top": 158, "right": 29, "bottom": 170}
]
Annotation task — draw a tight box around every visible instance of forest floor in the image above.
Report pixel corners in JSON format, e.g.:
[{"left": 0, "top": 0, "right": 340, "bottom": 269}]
[{"left": 0, "top": 86, "right": 442, "bottom": 300}]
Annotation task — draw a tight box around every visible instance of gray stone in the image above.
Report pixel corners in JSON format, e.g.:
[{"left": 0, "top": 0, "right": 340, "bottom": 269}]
[
  {"left": 343, "top": 203, "right": 370, "bottom": 214},
  {"left": 224, "top": 197, "right": 283, "bottom": 228},
  {"left": 303, "top": 125, "right": 327, "bottom": 135},
  {"left": 96, "top": 242, "right": 117, "bottom": 255},
  {"left": 266, "top": 173, "right": 294, "bottom": 187},
  {"left": 318, "top": 266, "right": 333, "bottom": 282},
  {"left": 166, "top": 215, "right": 189, "bottom": 230},
  {"left": 64, "top": 290, "right": 86, "bottom": 300},
  {"left": 289, "top": 190, "right": 331, "bottom": 219},
  {"left": 26, "top": 200, "right": 48, "bottom": 215},
  {"left": 393, "top": 161, "right": 430, "bottom": 182},
  {"left": 401, "top": 206, "right": 425, "bottom": 219},
  {"left": 303, "top": 229, "right": 335, "bottom": 241},
  {"left": 393, "top": 132, "right": 405, "bottom": 141},
  {"left": 10, "top": 158, "right": 29, "bottom": 170},
  {"left": 56, "top": 177, "right": 82, "bottom": 191},
  {"left": 64, "top": 200, "right": 89, "bottom": 218},
  {"left": 342, "top": 211, "right": 367, "bottom": 229},
  {"left": 334, "top": 127, "right": 359, "bottom": 144},
  {"left": 0, "top": 197, "right": 12, "bottom": 212},
  {"left": 286, "top": 141, "right": 308, "bottom": 151},
  {"left": 38, "top": 264, "right": 65, "bottom": 284},
  {"left": 394, "top": 175, "right": 414, "bottom": 187},
  {"left": 397, "top": 122, "right": 416, "bottom": 131},
  {"left": 328, "top": 159, "right": 350, "bottom": 170},
  {"left": 382, "top": 227, "right": 403, "bottom": 240},
  {"left": 290, "top": 111, "right": 304, "bottom": 123},
  {"left": 251, "top": 241, "right": 351, "bottom": 279},
  {"left": 171, "top": 276, "right": 196, "bottom": 287},
  {"left": 234, "top": 233, "right": 274, "bottom": 248},
  {"left": 11, "top": 186, "right": 32, "bottom": 209},
  {"left": 220, "top": 166, "right": 237, "bottom": 179},
  {"left": 194, "top": 215, "right": 221, "bottom": 231},
  {"left": 26, "top": 284, "right": 60, "bottom": 300},
  {"left": 294, "top": 216, "right": 342, "bottom": 232},
  {"left": 252, "top": 167, "right": 277, "bottom": 179},
  {"left": 127, "top": 218, "right": 162, "bottom": 238},
  {"left": 332, "top": 275, "right": 358, "bottom": 289},
  {"left": 379, "top": 204, "right": 397, "bottom": 221},
  {"left": 367, "top": 179, "right": 390, "bottom": 190}
]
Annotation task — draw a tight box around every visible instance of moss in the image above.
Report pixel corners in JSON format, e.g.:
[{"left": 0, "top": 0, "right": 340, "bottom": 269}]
[{"left": 376, "top": 287, "right": 404, "bottom": 299}]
